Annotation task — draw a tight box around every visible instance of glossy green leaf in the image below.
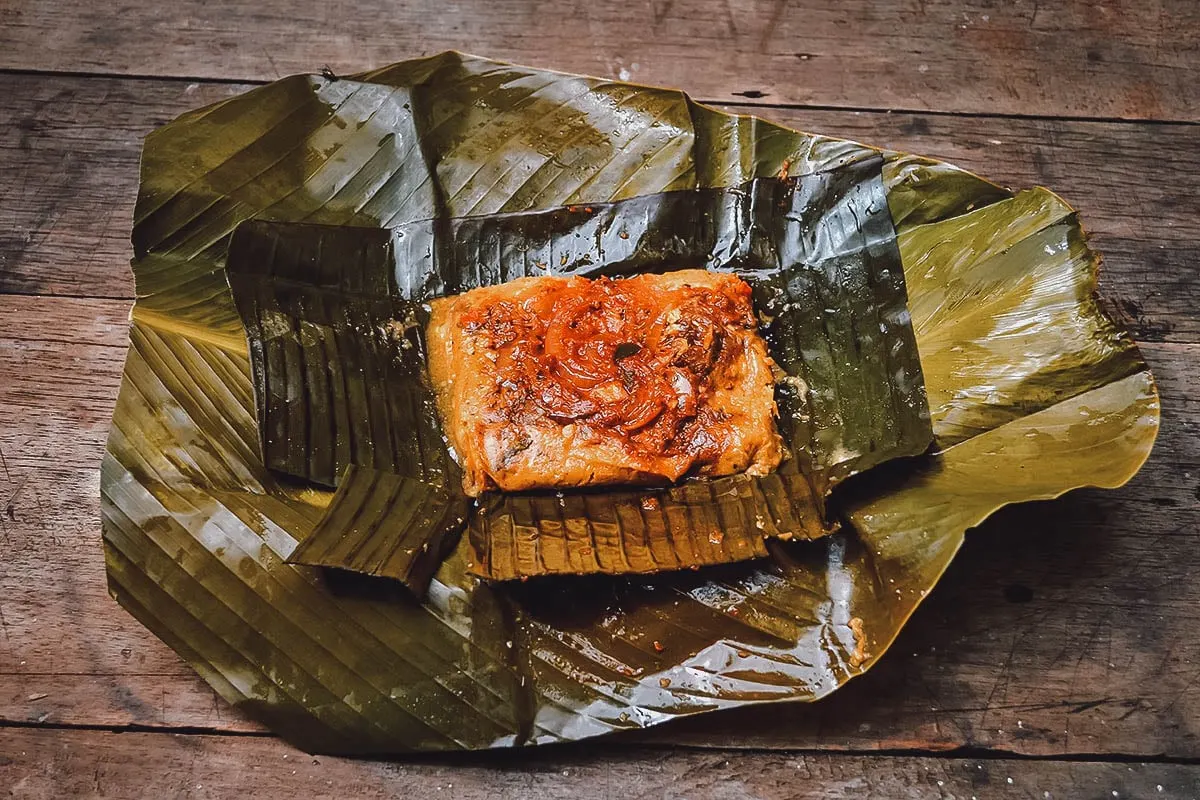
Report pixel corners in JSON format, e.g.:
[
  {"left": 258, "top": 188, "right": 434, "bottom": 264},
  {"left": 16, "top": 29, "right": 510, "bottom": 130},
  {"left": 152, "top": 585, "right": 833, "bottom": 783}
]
[
  {"left": 286, "top": 466, "right": 472, "bottom": 595},
  {"left": 101, "top": 52, "right": 1158, "bottom": 754},
  {"left": 224, "top": 222, "right": 455, "bottom": 488}
]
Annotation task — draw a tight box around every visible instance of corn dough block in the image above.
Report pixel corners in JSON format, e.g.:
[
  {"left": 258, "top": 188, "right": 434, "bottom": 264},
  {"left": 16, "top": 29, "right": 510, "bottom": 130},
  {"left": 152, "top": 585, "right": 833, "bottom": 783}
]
[{"left": 426, "top": 270, "right": 783, "bottom": 496}]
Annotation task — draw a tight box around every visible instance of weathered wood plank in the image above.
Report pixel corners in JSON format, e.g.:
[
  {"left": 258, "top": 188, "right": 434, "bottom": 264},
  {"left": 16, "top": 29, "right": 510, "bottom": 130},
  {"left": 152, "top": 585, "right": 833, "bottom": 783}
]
[
  {"left": 1, "top": 296, "right": 1196, "bottom": 756},
  {"left": 3, "top": 73, "right": 1197, "bottom": 344},
  {"left": 2, "top": 727, "right": 1197, "bottom": 799},
  {"left": 2, "top": 0, "right": 1199, "bottom": 120}
]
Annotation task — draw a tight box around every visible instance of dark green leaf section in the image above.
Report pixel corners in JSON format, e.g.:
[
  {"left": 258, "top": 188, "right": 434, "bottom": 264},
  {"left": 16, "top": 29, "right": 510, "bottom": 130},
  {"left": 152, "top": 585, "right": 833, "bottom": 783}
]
[
  {"left": 468, "top": 465, "right": 833, "bottom": 581},
  {"left": 738, "top": 167, "right": 930, "bottom": 493},
  {"left": 391, "top": 159, "right": 931, "bottom": 491},
  {"left": 288, "top": 466, "right": 472, "bottom": 595},
  {"left": 225, "top": 221, "right": 456, "bottom": 489}
]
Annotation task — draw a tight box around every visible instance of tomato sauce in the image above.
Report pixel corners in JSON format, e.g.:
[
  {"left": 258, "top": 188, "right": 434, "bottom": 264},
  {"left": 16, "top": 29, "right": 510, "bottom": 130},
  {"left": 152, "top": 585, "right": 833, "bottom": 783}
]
[{"left": 460, "top": 273, "right": 758, "bottom": 464}]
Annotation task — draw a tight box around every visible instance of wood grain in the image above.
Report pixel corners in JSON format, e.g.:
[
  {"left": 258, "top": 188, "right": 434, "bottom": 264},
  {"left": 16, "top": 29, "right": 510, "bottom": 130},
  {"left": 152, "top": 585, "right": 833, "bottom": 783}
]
[
  {"left": 1, "top": 295, "right": 1196, "bottom": 757},
  {"left": 3, "top": 728, "right": 1198, "bottom": 799},
  {"left": 4, "top": 73, "right": 1198, "bottom": 345},
  {"left": 0, "top": 3, "right": 1196, "bottom": 790},
  {"left": 2, "top": 0, "right": 1198, "bottom": 120}
]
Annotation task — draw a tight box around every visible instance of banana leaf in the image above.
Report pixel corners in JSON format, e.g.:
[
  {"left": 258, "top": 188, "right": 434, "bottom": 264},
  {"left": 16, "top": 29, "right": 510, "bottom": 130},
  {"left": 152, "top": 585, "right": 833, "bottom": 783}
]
[
  {"left": 224, "top": 222, "right": 454, "bottom": 488},
  {"left": 286, "top": 466, "right": 471, "bottom": 593},
  {"left": 101, "top": 52, "right": 1158, "bottom": 754},
  {"left": 466, "top": 468, "right": 828, "bottom": 581},
  {"left": 222, "top": 162, "right": 927, "bottom": 578}
]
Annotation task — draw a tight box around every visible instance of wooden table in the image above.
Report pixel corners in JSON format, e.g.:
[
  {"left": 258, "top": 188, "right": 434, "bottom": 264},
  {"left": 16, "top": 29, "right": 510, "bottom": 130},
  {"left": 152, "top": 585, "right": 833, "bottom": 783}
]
[{"left": 2, "top": 1, "right": 1198, "bottom": 796}]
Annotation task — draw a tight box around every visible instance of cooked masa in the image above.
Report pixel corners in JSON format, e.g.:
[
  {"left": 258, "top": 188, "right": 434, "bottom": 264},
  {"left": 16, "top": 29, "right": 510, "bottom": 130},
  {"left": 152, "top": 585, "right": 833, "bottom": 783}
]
[{"left": 426, "top": 271, "right": 783, "bottom": 495}]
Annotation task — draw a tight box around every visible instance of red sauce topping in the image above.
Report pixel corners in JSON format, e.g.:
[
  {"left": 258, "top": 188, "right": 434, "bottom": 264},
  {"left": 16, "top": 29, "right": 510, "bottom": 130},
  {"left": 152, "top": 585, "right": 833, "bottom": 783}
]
[{"left": 461, "top": 275, "right": 758, "bottom": 464}]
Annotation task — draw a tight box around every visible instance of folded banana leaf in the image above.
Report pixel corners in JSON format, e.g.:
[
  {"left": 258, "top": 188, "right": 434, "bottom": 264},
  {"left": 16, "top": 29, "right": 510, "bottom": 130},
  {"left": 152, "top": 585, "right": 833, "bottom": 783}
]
[
  {"left": 467, "top": 466, "right": 836, "bottom": 581},
  {"left": 224, "top": 222, "right": 455, "bottom": 488},
  {"left": 283, "top": 466, "right": 470, "bottom": 594},
  {"left": 101, "top": 52, "right": 1158, "bottom": 754},
  {"left": 223, "top": 161, "right": 926, "bottom": 579}
]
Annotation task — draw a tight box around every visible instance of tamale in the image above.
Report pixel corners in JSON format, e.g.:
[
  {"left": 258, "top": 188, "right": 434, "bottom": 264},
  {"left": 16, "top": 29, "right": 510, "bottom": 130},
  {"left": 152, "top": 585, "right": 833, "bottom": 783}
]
[{"left": 426, "top": 271, "right": 783, "bottom": 497}]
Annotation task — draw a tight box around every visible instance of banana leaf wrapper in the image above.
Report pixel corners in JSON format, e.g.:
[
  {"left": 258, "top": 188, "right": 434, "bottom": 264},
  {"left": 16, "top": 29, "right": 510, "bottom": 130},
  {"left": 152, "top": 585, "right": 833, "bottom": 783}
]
[
  {"left": 224, "top": 223, "right": 453, "bottom": 488},
  {"left": 223, "top": 161, "right": 925, "bottom": 579},
  {"left": 287, "top": 466, "right": 471, "bottom": 593},
  {"left": 101, "top": 52, "right": 1159, "bottom": 754},
  {"left": 467, "top": 469, "right": 828, "bottom": 581}
]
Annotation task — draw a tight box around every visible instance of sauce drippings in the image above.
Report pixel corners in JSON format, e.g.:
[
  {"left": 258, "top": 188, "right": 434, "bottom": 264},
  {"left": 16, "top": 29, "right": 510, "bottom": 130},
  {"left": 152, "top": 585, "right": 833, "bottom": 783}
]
[{"left": 460, "top": 274, "right": 757, "bottom": 465}]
